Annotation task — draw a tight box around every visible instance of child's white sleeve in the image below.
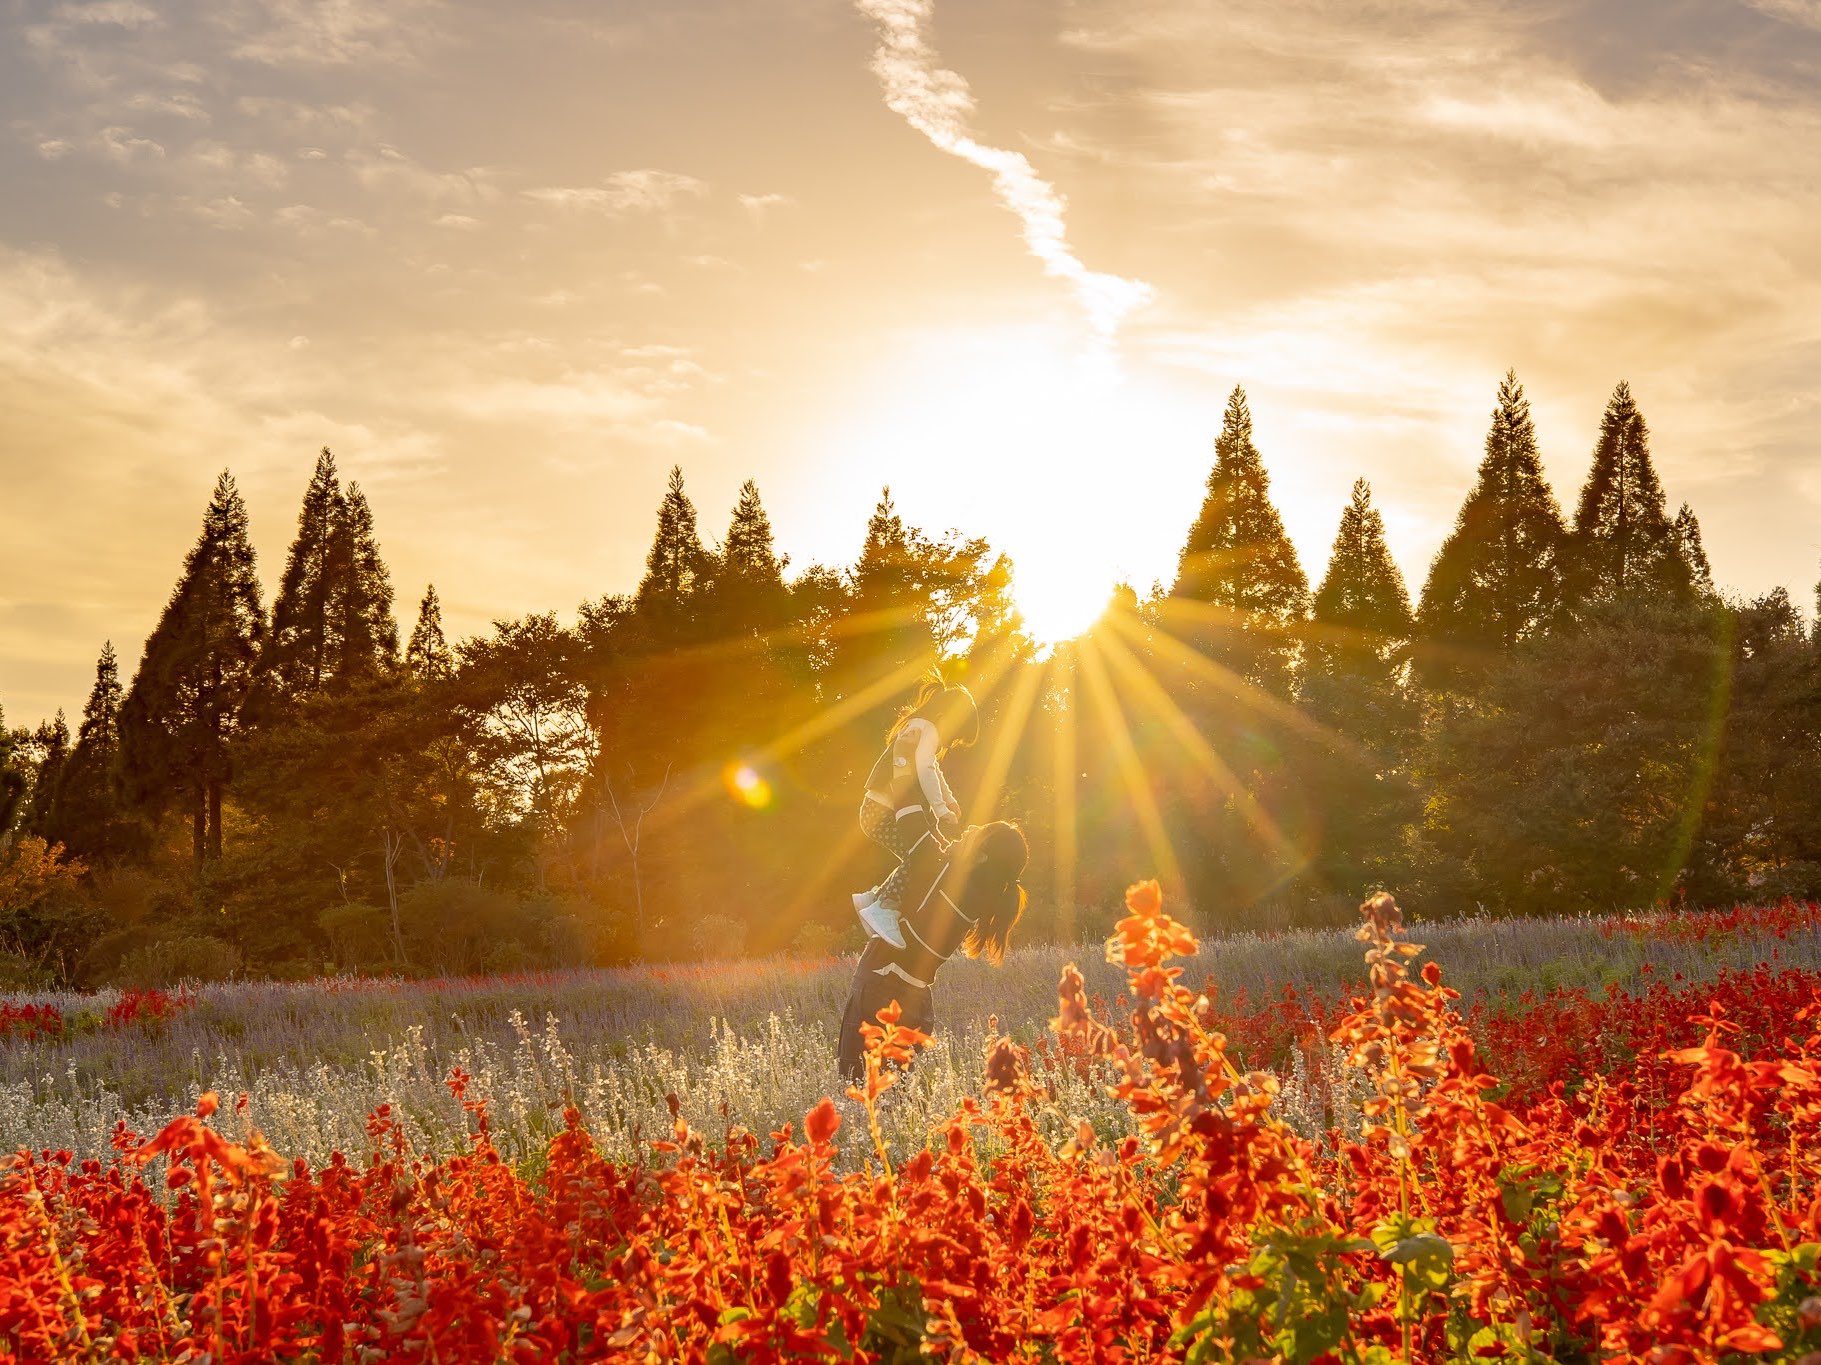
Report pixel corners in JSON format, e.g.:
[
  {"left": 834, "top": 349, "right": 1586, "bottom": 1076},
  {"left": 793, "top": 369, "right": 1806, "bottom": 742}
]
[{"left": 912, "top": 722, "right": 952, "bottom": 817}]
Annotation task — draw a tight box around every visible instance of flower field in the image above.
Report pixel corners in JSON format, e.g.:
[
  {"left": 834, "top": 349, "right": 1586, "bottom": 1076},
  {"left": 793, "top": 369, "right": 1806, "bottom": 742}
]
[{"left": 5, "top": 891, "right": 1821, "bottom": 1360}]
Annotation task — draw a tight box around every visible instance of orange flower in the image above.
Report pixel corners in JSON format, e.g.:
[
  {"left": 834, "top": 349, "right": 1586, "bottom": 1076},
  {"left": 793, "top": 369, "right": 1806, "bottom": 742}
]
[{"left": 1125, "top": 879, "right": 1163, "bottom": 916}]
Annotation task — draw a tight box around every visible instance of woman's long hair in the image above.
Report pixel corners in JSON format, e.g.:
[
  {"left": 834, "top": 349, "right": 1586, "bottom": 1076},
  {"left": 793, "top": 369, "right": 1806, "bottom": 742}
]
[
  {"left": 952, "top": 821, "right": 1029, "bottom": 966},
  {"left": 887, "top": 669, "right": 980, "bottom": 751}
]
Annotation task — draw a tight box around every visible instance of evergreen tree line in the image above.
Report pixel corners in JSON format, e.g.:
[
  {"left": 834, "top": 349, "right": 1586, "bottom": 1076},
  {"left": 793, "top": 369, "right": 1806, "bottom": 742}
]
[{"left": 2, "top": 374, "right": 1818, "bottom": 986}]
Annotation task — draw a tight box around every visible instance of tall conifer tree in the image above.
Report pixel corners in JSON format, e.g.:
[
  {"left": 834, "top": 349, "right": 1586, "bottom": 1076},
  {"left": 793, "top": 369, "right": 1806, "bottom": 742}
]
[
  {"left": 1169, "top": 386, "right": 1310, "bottom": 696},
  {"left": 266, "top": 448, "right": 345, "bottom": 699},
  {"left": 1300, "top": 481, "right": 1421, "bottom": 892},
  {"left": 119, "top": 471, "right": 266, "bottom": 868},
  {"left": 1416, "top": 371, "right": 1566, "bottom": 688},
  {"left": 838, "top": 488, "right": 937, "bottom": 689},
  {"left": 264, "top": 451, "right": 397, "bottom": 704},
  {"left": 20, "top": 712, "right": 70, "bottom": 835},
  {"left": 634, "top": 466, "right": 710, "bottom": 635},
  {"left": 707, "top": 479, "right": 790, "bottom": 636},
  {"left": 1307, "top": 480, "right": 1414, "bottom": 682},
  {"left": 1566, "top": 381, "right": 1688, "bottom": 606},
  {"left": 0, "top": 702, "right": 24, "bottom": 833},
  {"left": 330, "top": 482, "right": 398, "bottom": 683},
  {"left": 405, "top": 585, "right": 453, "bottom": 682},
  {"left": 42, "top": 642, "right": 135, "bottom": 862},
  {"left": 1673, "top": 503, "right": 1714, "bottom": 597}
]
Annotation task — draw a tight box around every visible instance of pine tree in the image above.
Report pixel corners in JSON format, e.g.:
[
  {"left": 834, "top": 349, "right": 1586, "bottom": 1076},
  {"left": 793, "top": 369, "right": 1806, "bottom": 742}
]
[
  {"left": 265, "top": 448, "right": 345, "bottom": 699},
  {"left": 329, "top": 482, "right": 398, "bottom": 683},
  {"left": 837, "top": 488, "right": 938, "bottom": 689},
  {"left": 263, "top": 451, "right": 398, "bottom": 705},
  {"left": 1565, "top": 382, "right": 1688, "bottom": 607},
  {"left": 1299, "top": 480, "right": 1420, "bottom": 893},
  {"left": 42, "top": 642, "right": 137, "bottom": 862},
  {"left": 20, "top": 712, "right": 70, "bottom": 835},
  {"left": 1416, "top": 371, "right": 1566, "bottom": 688},
  {"left": 1673, "top": 503, "right": 1714, "bottom": 597},
  {"left": 1306, "top": 479, "right": 1414, "bottom": 681},
  {"left": 119, "top": 470, "right": 266, "bottom": 869},
  {"left": 706, "top": 479, "right": 790, "bottom": 636},
  {"left": 633, "top": 466, "right": 710, "bottom": 635},
  {"left": 1169, "top": 386, "right": 1310, "bottom": 696},
  {"left": 0, "top": 701, "right": 23, "bottom": 833},
  {"left": 405, "top": 585, "right": 453, "bottom": 682}
]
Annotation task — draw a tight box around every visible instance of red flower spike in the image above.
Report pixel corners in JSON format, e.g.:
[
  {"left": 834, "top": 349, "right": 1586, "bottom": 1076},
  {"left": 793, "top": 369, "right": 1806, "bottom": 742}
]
[{"left": 804, "top": 1098, "right": 840, "bottom": 1146}]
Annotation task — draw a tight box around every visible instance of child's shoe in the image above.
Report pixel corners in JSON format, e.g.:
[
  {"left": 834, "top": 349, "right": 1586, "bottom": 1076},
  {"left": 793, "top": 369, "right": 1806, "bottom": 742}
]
[
  {"left": 852, "top": 889, "right": 878, "bottom": 912},
  {"left": 858, "top": 899, "right": 907, "bottom": 949}
]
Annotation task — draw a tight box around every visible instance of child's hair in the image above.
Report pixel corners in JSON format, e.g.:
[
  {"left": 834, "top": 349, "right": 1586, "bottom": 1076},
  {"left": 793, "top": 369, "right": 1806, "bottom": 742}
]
[
  {"left": 954, "top": 821, "right": 1029, "bottom": 966},
  {"left": 888, "top": 670, "right": 980, "bottom": 751}
]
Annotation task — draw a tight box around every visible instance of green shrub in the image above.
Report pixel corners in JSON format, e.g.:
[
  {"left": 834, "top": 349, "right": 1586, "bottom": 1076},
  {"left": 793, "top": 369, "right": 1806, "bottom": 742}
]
[
  {"left": 691, "top": 913, "right": 748, "bottom": 961},
  {"left": 317, "top": 900, "right": 396, "bottom": 973},
  {"left": 108, "top": 934, "right": 243, "bottom": 989},
  {"left": 0, "top": 948, "right": 51, "bottom": 990},
  {"left": 397, "top": 879, "right": 533, "bottom": 976}
]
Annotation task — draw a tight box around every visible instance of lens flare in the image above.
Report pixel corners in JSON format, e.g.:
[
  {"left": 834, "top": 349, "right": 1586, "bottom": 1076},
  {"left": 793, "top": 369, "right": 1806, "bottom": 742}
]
[{"left": 724, "top": 762, "right": 774, "bottom": 810}]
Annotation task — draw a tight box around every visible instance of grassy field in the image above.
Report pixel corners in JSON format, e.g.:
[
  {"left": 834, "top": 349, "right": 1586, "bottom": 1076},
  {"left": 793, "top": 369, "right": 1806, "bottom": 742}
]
[{"left": 4, "top": 901, "right": 1819, "bottom": 1171}]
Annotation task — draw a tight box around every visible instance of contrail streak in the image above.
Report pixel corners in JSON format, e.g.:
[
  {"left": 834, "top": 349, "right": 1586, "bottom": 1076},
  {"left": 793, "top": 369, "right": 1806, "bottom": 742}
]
[{"left": 854, "top": 0, "right": 1153, "bottom": 344}]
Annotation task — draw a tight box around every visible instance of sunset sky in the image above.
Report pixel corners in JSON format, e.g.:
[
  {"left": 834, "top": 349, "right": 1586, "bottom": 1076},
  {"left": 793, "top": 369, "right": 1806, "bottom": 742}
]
[{"left": 4, "top": 0, "right": 1820, "bottom": 726}]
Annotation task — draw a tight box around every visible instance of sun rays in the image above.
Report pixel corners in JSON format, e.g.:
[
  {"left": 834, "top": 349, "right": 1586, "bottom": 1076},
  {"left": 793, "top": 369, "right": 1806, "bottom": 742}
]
[{"left": 681, "top": 567, "right": 1423, "bottom": 940}]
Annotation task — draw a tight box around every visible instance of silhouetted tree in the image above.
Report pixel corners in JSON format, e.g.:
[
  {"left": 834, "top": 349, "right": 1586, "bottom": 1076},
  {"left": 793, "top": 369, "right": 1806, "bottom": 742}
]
[
  {"left": 330, "top": 482, "right": 398, "bottom": 685},
  {"left": 1168, "top": 386, "right": 1310, "bottom": 697},
  {"left": 18, "top": 713, "right": 69, "bottom": 837},
  {"left": 405, "top": 584, "right": 453, "bottom": 682},
  {"left": 264, "top": 449, "right": 345, "bottom": 702},
  {"left": 1421, "top": 594, "right": 1727, "bottom": 913},
  {"left": 1299, "top": 480, "right": 1422, "bottom": 894},
  {"left": 1565, "top": 382, "right": 1689, "bottom": 609},
  {"left": 704, "top": 479, "right": 791, "bottom": 638},
  {"left": 0, "top": 702, "right": 25, "bottom": 834},
  {"left": 1306, "top": 480, "right": 1414, "bottom": 683},
  {"left": 262, "top": 451, "right": 398, "bottom": 705},
  {"left": 1674, "top": 503, "right": 1715, "bottom": 597},
  {"left": 1416, "top": 371, "right": 1566, "bottom": 691},
  {"left": 119, "top": 471, "right": 266, "bottom": 870},
  {"left": 634, "top": 466, "right": 711, "bottom": 639},
  {"left": 1684, "top": 589, "right": 1821, "bottom": 901},
  {"left": 41, "top": 643, "right": 140, "bottom": 864}
]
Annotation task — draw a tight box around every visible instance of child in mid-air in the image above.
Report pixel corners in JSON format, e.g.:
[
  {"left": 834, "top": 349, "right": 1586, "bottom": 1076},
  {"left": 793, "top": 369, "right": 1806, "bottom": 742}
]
[{"left": 853, "top": 674, "right": 979, "bottom": 948}]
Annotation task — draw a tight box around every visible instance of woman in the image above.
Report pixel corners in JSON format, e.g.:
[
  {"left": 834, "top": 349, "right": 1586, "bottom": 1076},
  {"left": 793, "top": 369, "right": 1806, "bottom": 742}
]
[
  {"left": 836, "top": 821, "right": 1029, "bottom": 1080},
  {"left": 852, "top": 674, "right": 979, "bottom": 949}
]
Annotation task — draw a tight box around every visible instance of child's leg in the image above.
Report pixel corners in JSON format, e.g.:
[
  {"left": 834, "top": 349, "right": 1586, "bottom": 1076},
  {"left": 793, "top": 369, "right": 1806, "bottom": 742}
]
[
  {"left": 876, "top": 807, "right": 939, "bottom": 910},
  {"left": 859, "top": 799, "right": 915, "bottom": 906}
]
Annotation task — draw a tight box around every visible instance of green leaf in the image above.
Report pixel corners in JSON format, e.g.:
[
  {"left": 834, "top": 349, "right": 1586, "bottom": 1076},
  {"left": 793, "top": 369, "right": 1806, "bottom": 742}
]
[{"left": 1384, "top": 1232, "right": 1455, "bottom": 1290}]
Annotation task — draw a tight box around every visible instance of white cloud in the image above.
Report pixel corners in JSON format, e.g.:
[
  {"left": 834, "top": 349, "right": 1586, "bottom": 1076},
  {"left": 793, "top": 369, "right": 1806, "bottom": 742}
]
[
  {"left": 37, "top": 139, "right": 74, "bottom": 160},
  {"left": 234, "top": 96, "right": 377, "bottom": 136},
  {"left": 98, "top": 125, "right": 165, "bottom": 163},
  {"left": 52, "top": 1, "right": 160, "bottom": 29},
  {"left": 221, "top": 0, "right": 442, "bottom": 67},
  {"left": 1740, "top": 0, "right": 1821, "bottom": 30},
  {"left": 124, "top": 91, "right": 210, "bottom": 121},
  {"left": 187, "top": 195, "right": 255, "bottom": 229},
  {"left": 345, "top": 144, "right": 496, "bottom": 203},
  {"left": 737, "top": 191, "right": 794, "bottom": 223},
  {"left": 189, "top": 140, "right": 290, "bottom": 187},
  {"left": 852, "top": 0, "right": 1153, "bottom": 344},
  {"left": 522, "top": 168, "right": 708, "bottom": 216},
  {"left": 274, "top": 202, "right": 371, "bottom": 234}
]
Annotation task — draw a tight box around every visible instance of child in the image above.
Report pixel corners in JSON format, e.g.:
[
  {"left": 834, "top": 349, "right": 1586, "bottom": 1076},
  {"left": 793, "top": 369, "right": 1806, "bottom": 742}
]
[{"left": 853, "top": 674, "right": 980, "bottom": 948}]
